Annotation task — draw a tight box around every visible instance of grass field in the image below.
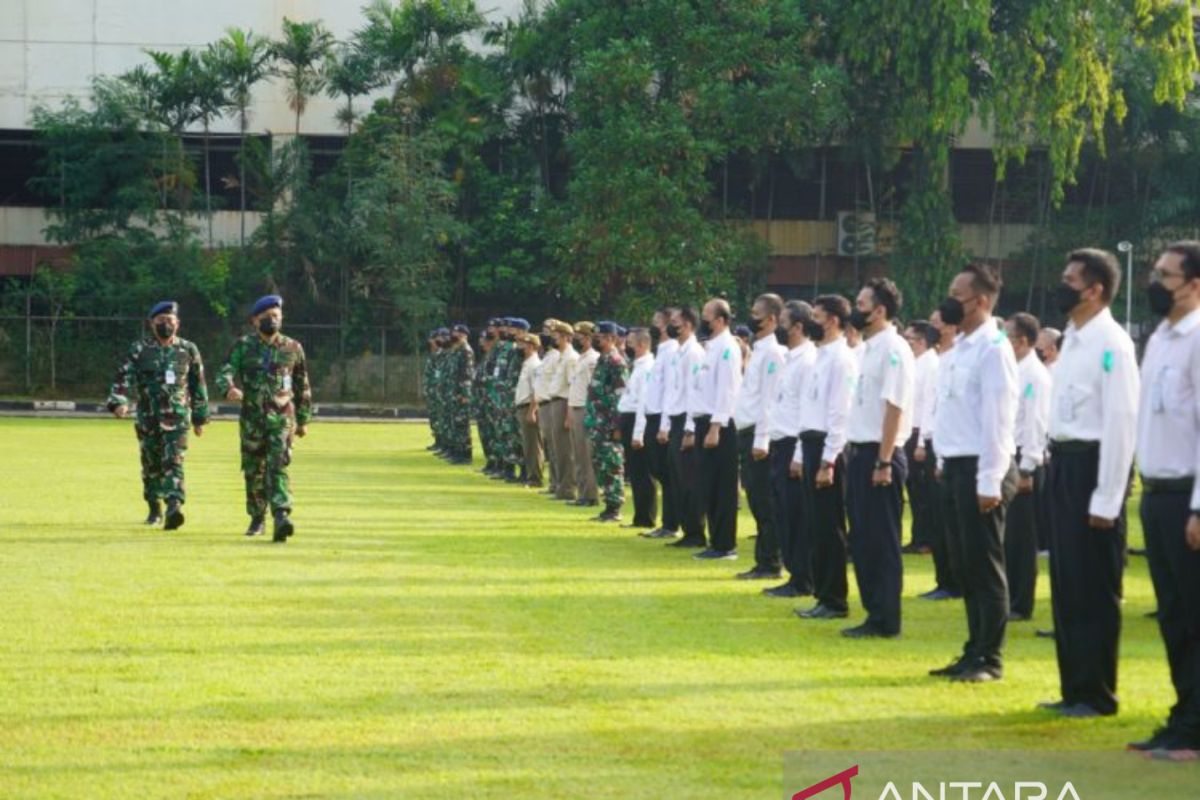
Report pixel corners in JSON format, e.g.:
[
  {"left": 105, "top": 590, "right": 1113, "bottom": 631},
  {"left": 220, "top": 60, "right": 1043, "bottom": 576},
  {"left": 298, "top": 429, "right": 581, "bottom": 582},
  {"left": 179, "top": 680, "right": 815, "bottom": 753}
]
[{"left": 0, "top": 417, "right": 1186, "bottom": 798}]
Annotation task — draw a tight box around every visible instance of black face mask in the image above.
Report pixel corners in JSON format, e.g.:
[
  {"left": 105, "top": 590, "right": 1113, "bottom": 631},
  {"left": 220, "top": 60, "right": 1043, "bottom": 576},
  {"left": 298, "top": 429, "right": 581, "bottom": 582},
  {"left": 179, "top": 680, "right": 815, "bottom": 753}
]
[
  {"left": 747, "top": 316, "right": 765, "bottom": 335},
  {"left": 258, "top": 318, "right": 280, "bottom": 336},
  {"left": 938, "top": 297, "right": 965, "bottom": 327},
  {"left": 484, "top": 331, "right": 497, "bottom": 341},
  {"left": 848, "top": 308, "right": 871, "bottom": 331},
  {"left": 590, "top": 336, "right": 601, "bottom": 350},
  {"left": 572, "top": 337, "right": 584, "bottom": 350},
  {"left": 649, "top": 327, "right": 662, "bottom": 344},
  {"left": 1147, "top": 281, "right": 1177, "bottom": 316},
  {"left": 1054, "top": 283, "right": 1082, "bottom": 315},
  {"left": 624, "top": 345, "right": 636, "bottom": 361},
  {"left": 775, "top": 326, "right": 790, "bottom": 346},
  {"left": 539, "top": 333, "right": 555, "bottom": 350},
  {"left": 803, "top": 320, "right": 826, "bottom": 343},
  {"left": 1035, "top": 349, "right": 1047, "bottom": 363},
  {"left": 698, "top": 319, "right": 713, "bottom": 339},
  {"left": 666, "top": 323, "right": 681, "bottom": 339},
  {"left": 154, "top": 322, "right": 176, "bottom": 340}
]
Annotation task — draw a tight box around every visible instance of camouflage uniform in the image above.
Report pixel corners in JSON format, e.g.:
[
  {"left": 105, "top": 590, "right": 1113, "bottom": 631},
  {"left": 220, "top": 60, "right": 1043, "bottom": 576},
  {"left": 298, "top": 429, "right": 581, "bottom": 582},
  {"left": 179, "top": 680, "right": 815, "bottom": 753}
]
[
  {"left": 472, "top": 344, "right": 495, "bottom": 465},
  {"left": 585, "top": 348, "right": 629, "bottom": 509},
  {"left": 446, "top": 341, "right": 474, "bottom": 459},
  {"left": 423, "top": 347, "right": 440, "bottom": 448},
  {"left": 107, "top": 337, "right": 210, "bottom": 504},
  {"left": 500, "top": 338, "right": 525, "bottom": 467},
  {"left": 487, "top": 339, "right": 517, "bottom": 467},
  {"left": 216, "top": 333, "right": 313, "bottom": 517}
]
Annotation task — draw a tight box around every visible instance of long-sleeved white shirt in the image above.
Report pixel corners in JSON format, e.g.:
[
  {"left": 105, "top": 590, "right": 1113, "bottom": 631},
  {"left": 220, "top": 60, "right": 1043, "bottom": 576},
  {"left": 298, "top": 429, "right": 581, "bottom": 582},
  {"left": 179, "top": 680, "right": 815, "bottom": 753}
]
[
  {"left": 515, "top": 352, "right": 542, "bottom": 406},
  {"left": 847, "top": 325, "right": 915, "bottom": 445},
  {"left": 1137, "top": 308, "right": 1200, "bottom": 509},
  {"left": 1014, "top": 350, "right": 1052, "bottom": 472},
  {"left": 663, "top": 334, "right": 704, "bottom": 418},
  {"left": 567, "top": 348, "right": 599, "bottom": 407},
  {"left": 1049, "top": 307, "right": 1140, "bottom": 519},
  {"left": 618, "top": 352, "right": 654, "bottom": 414},
  {"left": 769, "top": 340, "right": 818, "bottom": 444},
  {"left": 686, "top": 328, "right": 743, "bottom": 432},
  {"left": 551, "top": 346, "right": 578, "bottom": 399},
  {"left": 534, "top": 347, "right": 560, "bottom": 403},
  {"left": 911, "top": 348, "right": 939, "bottom": 440},
  {"left": 634, "top": 338, "right": 677, "bottom": 441},
  {"left": 931, "top": 318, "right": 1018, "bottom": 497},
  {"left": 924, "top": 345, "right": 953, "bottom": 443},
  {"left": 797, "top": 336, "right": 859, "bottom": 465},
  {"left": 735, "top": 334, "right": 786, "bottom": 450}
]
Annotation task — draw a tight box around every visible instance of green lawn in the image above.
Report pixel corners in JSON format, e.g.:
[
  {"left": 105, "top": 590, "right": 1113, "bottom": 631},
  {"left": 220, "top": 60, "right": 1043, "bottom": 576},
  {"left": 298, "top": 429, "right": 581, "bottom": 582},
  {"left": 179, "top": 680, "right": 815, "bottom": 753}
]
[{"left": 0, "top": 418, "right": 1182, "bottom": 798}]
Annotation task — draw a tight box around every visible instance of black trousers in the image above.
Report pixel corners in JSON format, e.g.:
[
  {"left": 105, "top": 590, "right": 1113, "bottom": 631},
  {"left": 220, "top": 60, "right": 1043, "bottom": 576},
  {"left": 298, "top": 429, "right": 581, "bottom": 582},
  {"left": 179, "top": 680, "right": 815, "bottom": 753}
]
[
  {"left": 846, "top": 443, "right": 906, "bottom": 635},
  {"left": 1141, "top": 487, "right": 1200, "bottom": 739},
  {"left": 930, "top": 441, "right": 964, "bottom": 596},
  {"left": 771, "top": 437, "right": 812, "bottom": 592},
  {"left": 800, "top": 433, "right": 849, "bottom": 612},
  {"left": 1047, "top": 443, "right": 1125, "bottom": 715},
  {"left": 668, "top": 414, "right": 705, "bottom": 543},
  {"left": 904, "top": 431, "right": 934, "bottom": 547},
  {"left": 1035, "top": 452, "right": 1053, "bottom": 553},
  {"left": 738, "top": 427, "right": 779, "bottom": 571},
  {"left": 645, "top": 413, "right": 677, "bottom": 532},
  {"left": 621, "top": 412, "right": 657, "bottom": 526},
  {"left": 944, "top": 456, "right": 1017, "bottom": 671},
  {"left": 1006, "top": 460, "right": 1043, "bottom": 619},
  {"left": 694, "top": 416, "right": 739, "bottom": 552}
]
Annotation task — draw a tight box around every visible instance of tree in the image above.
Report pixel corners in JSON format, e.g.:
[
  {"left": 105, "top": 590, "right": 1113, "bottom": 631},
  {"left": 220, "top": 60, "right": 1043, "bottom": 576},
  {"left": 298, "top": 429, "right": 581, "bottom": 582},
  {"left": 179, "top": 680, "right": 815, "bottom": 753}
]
[
  {"left": 324, "top": 42, "right": 385, "bottom": 139},
  {"left": 196, "top": 47, "right": 229, "bottom": 247},
  {"left": 274, "top": 17, "right": 335, "bottom": 138},
  {"left": 211, "top": 27, "right": 275, "bottom": 246}
]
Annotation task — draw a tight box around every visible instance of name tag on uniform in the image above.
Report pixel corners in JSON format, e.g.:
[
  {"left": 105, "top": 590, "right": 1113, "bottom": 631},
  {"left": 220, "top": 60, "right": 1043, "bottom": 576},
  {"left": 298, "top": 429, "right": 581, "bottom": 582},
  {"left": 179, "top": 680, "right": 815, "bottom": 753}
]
[
  {"left": 282, "top": 375, "right": 293, "bottom": 392},
  {"left": 164, "top": 369, "right": 177, "bottom": 385}
]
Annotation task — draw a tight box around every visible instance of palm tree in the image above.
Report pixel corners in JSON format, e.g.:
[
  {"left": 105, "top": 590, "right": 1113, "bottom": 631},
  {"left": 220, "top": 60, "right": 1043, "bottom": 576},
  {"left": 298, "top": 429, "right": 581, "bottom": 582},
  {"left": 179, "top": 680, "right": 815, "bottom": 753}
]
[
  {"left": 196, "top": 47, "right": 228, "bottom": 247},
  {"left": 274, "top": 18, "right": 335, "bottom": 139},
  {"left": 211, "top": 27, "right": 274, "bottom": 246},
  {"left": 324, "top": 42, "right": 384, "bottom": 140}
]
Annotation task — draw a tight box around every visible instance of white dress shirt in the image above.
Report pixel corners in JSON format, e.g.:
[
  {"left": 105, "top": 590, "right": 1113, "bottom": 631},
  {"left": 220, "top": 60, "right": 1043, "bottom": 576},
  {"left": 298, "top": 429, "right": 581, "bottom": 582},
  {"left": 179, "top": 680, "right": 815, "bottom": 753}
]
[
  {"left": 686, "top": 328, "right": 743, "bottom": 432},
  {"left": 769, "top": 340, "right": 818, "bottom": 445},
  {"left": 534, "top": 347, "right": 560, "bottom": 403},
  {"left": 553, "top": 346, "right": 578, "bottom": 399},
  {"left": 797, "top": 336, "right": 859, "bottom": 465},
  {"left": 1014, "top": 350, "right": 1052, "bottom": 473},
  {"left": 924, "top": 346, "right": 953, "bottom": 444},
  {"left": 634, "top": 337, "right": 677, "bottom": 442},
  {"left": 911, "top": 348, "right": 939, "bottom": 440},
  {"left": 515, "top": 352, "right": 542, "bottom": 406},
  {"left": 1048, "top": 307, "right": 1140, "bottom": 519},
  {"left": 1137, "top": 308, "right": 1200, "bottom": 509},
  {"left": 735, "top": 334, "right": 786, "bottom": 450},
  {"left": 931, "top": 317, "right": 1019, "bottom": 497},
  {"left": 568, "top": 348, "right": 599, "bottom": 407},
  {"left": 847, "top": 325, "right": 915, "bottom": 445},
  {"left": 663, "top": 334, "right": 704, "bottom": 418},
  {"left": 618, "top": 352, "right": 654, "bottom": 414}
]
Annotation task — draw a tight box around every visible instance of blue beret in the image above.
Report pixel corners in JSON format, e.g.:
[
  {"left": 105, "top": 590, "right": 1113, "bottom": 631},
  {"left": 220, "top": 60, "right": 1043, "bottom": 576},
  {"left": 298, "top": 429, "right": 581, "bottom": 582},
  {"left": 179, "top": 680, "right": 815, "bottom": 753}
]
[
  {"left": 734, "top": 325, "right": 752, "bottom": 338},
  {"left": 251, "top": 294, "right": 283, "bottom": 317},
  {"left": 511, "top": 318, "right": 530, "bottom": 331},
  {"left": 435, "top": 327, "right": 451, "bottom": 337},
  {"left": 148, "top": 301, "right": 178, "bottom": 319},
  {"left": 452, "top": 323, "right": 469, "bottom": 335},
  {"left": 596, "top": 321, "right": 618, "bottom": 335},
  {"left": 616, "top": 325, "right": 628, "bottom": 337}
]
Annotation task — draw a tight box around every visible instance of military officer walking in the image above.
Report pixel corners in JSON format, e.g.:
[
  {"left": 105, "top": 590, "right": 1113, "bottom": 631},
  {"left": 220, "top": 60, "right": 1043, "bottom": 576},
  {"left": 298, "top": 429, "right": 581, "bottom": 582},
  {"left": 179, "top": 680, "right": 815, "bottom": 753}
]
[
  {"left": 107, "top": 300, "right": 210, "bottom": 530},
  {"left": 216, "top": 295, "right": 313, "bottom": 542}
]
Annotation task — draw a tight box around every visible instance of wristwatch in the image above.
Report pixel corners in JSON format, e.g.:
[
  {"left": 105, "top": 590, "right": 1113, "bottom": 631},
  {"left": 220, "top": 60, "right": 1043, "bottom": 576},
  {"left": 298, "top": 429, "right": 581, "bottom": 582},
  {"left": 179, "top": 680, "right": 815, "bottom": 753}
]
[{"left": 875, "top": 460, "right": 891, "bottom": 470}]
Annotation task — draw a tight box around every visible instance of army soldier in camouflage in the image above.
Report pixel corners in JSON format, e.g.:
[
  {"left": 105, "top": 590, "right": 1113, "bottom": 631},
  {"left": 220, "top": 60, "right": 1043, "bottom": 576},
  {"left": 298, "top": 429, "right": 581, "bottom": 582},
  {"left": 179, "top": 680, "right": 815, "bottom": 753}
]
[
  {"left": 486, "top": 317, "right": 518, "bottom": 481},
  {"left": 501, "top": 318, "right": 530, "bottom": 482},
  {"left": 107, "top": 300, "right": 210, "bottom": 530},
  {"left": 476, "top": 318, "right": 502, "bottom": 475},
  {"left": 216, "top": 295, "right": 313, "bottom": 542},
  {"left": 585, "top": 321, "right": 629, "bottom": 522},
  {"left": 445, "top": 323, "right": 475, "bottom": 464},
  {"left": 423, "top": 330, "right": 441, "bottom": 453},
  {"left": 430, "top": 328, "right": 452, "bottom": 457}
]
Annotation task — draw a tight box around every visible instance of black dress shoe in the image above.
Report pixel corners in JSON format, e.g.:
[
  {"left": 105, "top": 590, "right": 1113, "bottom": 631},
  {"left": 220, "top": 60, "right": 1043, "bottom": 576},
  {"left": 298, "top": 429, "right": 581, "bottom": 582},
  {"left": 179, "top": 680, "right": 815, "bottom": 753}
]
[
  {"left": 735, "top": 567, "right": 780, "bottom": 580},
  {"left": 1060, "top": 703, "right": 1111, "bottom": 719},
  {"left": 929, "top": 657, "right": 969, "bottom": 677},
  {"left": 145, "top": 500, "right": 162, "bottom": 525},
  {"left": 593, "top": 507, "right": 622, "bottom": 523},
  {"left": 649, "top": 528, "right": 680, "bottom": 539},
  {"left": 272, "top": 511, "right": 294, "bottom": 543},
  {"left": 763, "top": 583, "right": 802, "bottom": 598},
  {"left": 694, "top": 549, "right": 737, "bottom": 560},
  {"left": 1037, "top": 700, "right": 1067, "bottom": 712},
  {"left": 795, "top": 604, "right": 849, "bottom": 620},
  {"left": 163, "top": 500, "right": 185, "bottom": 531},
  {"left": 245, "top": 515, "right": 265, "bottom": 537},
  {"left": 668, "top": 537, "right": 706, "bottom": 548},
  {"left": 1035, "top": 629, "right": 1056, "bottom": 639},
  {"left": 841, "top": 623, "right": 896, "bottom": 639},
  {"left": 1128, "top": 727, "right": 1174, "bottom": 752},
  {"left": 951, "top": 664, "right": 1001, "bottom": 683}
]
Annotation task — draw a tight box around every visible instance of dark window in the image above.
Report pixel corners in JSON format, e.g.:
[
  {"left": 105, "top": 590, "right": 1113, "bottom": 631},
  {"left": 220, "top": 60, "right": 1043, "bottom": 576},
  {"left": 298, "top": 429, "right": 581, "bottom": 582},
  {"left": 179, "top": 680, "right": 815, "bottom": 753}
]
[{"left": 0, "top": 130, "right": 45, "bottom": 207}]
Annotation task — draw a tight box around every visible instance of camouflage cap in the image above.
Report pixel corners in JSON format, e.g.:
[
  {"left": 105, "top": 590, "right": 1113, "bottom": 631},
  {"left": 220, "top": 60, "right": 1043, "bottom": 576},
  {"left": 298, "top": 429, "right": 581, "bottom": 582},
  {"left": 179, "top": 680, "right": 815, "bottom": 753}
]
[{"left": 574, "top": 321, "right": 596, "bottom": 335}]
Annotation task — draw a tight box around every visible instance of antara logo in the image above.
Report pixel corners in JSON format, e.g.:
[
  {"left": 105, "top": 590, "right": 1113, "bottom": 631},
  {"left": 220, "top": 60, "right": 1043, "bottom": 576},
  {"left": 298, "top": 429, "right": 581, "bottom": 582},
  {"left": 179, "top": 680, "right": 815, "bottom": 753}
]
[{"left": 792, "top": 766, "right": 1083, "bottom": 800}]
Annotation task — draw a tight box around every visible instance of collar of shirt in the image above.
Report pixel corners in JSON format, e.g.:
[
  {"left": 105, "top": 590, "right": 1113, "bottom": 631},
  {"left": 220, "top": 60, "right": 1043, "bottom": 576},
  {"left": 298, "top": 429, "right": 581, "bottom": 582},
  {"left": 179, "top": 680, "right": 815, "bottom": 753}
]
[
  {"left": 1161, "top": 307, "right": 1200, "bottom": 339},
  {"left": 956, "top": 316, "right": 999, "bottom": 356},
  {"left": 821, "top": 336, "right": 849, "bottom": 357},
  {"left": 1065, "top": 306, "right": 1116, "bottom": 347},
  {"left": 752, "top": 334, "right": 776, "bottom": 353},
  {"left": 634, "top": 353, "right": 654, "bottom": 369},
  {"left": 788, "top": 341, "right": 815, "bottom": 362}
]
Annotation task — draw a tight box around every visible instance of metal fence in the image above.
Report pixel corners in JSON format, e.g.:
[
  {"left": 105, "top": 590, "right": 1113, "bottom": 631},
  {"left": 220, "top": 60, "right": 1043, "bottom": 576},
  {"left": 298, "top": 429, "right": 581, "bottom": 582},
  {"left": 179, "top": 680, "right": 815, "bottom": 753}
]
[{"left": 0, "top": 316, "right": 428, "bottom": 406}]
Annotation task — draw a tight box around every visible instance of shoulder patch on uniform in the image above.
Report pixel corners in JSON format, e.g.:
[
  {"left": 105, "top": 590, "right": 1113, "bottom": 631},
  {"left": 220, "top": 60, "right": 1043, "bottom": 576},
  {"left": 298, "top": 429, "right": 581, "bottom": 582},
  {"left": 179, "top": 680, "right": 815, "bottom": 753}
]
[
  {"left": 1024, "top": 382, "right": 1034, "bottom": 399},
  {"left": 889, "top": 351, "right": 899, "bottom": 367},
  {"left": 992, "top": 331, "right": 1006, "bottom": 345},
  {"left": 1102, "top": 349, "right": 1114, "bottom": 373},
  {"left": 722, "top": 348, "right": 731, "bottom": 361},
  {"left": 767, "top": 361, "right": 777, "bottom": 374}
]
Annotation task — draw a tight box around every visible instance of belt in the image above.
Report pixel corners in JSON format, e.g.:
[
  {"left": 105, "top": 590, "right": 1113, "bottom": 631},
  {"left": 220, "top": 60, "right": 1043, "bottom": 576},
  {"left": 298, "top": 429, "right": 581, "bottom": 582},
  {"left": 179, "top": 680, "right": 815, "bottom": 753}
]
[
  {"left": 799, "top": 430, "right": 826, "bottom": 443},
  {"left": 1141, "top": 476, "right": 1194, "bottom": 495},
  {"left": 1049, "top": 439, "right": 1099, "bottom": 455}
]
